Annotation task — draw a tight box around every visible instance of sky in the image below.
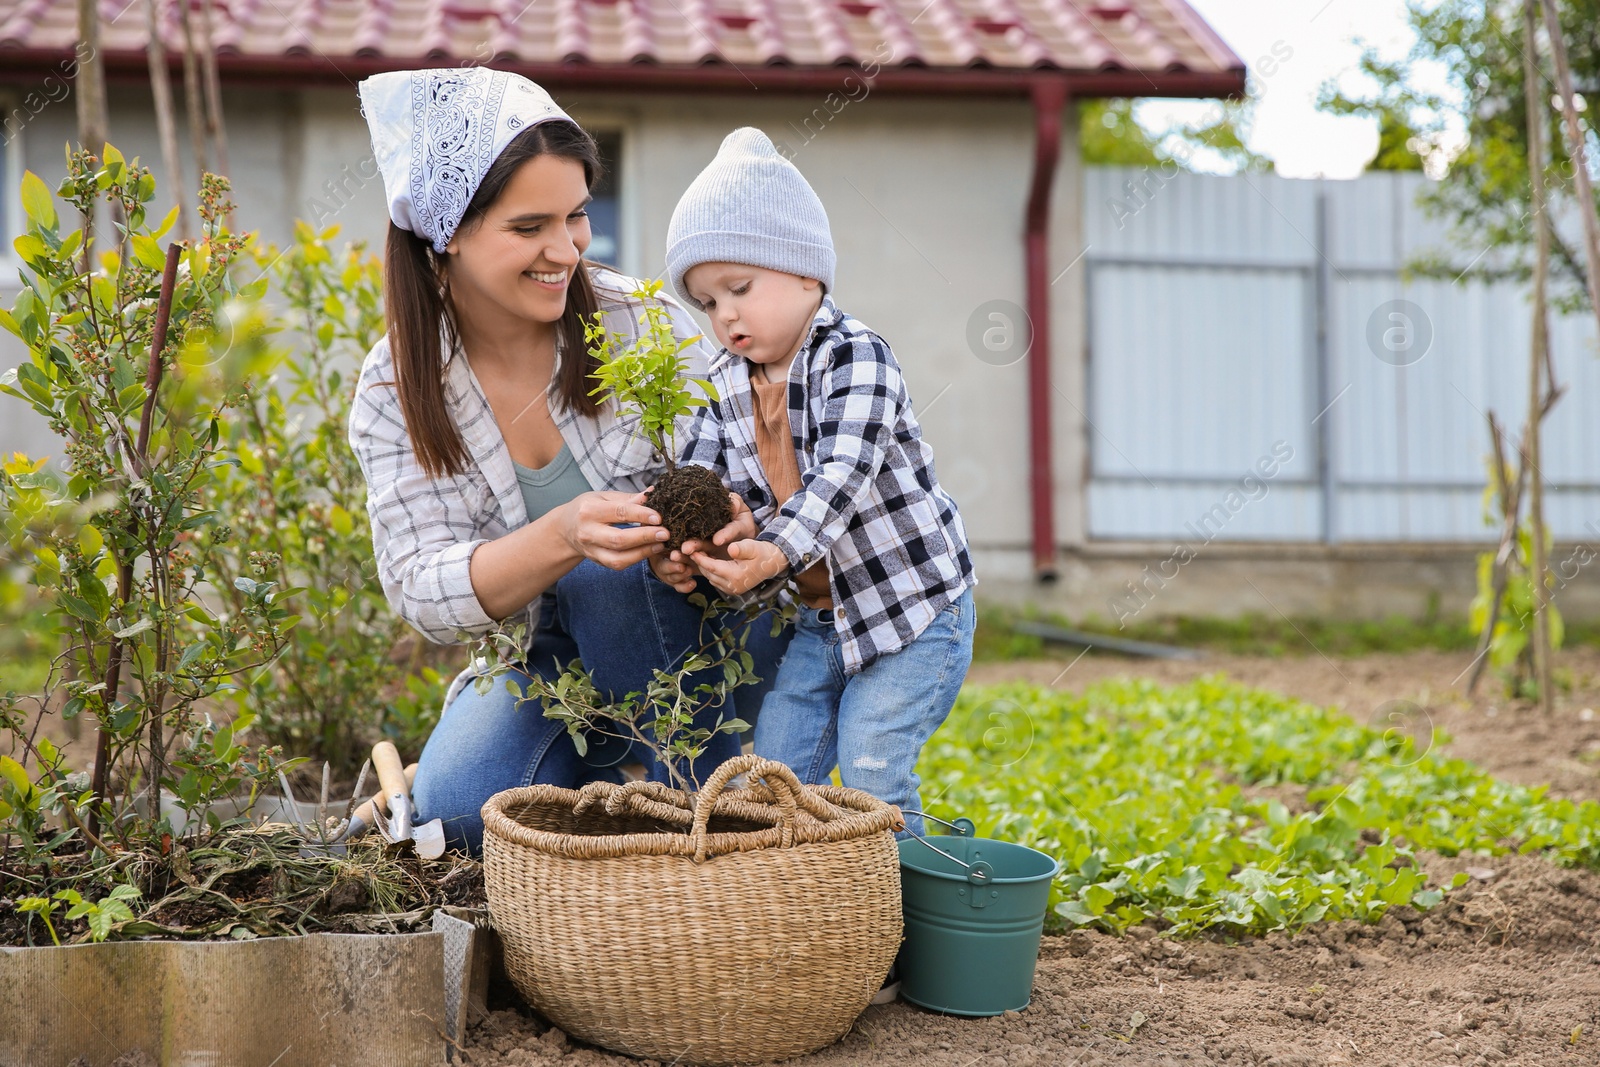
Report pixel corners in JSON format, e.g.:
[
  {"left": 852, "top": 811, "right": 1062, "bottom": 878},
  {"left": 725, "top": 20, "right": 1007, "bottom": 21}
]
[{"left": 1137, "top": 0, "right": 1453, "bottom": 179}]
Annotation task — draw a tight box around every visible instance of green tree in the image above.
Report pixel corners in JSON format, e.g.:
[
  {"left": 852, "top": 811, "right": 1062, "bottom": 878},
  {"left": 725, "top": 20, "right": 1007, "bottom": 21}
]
[
  {"left": 1, "top": 147, "right": 294, "bottom": 845},
  {"left": 1320, "top": 71, "right": 1428, "bottom": 173},
  {"left": 204, "top": 223, "right": 432, "bottom": 773},
  {"left": 1318, "top": 0, "right": 1599, "bottom": 309},
  {"left": 1081, "top": 97, "right": 1273, "bottom": 173},
  {"left": 1080, "top": 100, "right": 1166, "bottom": 167},
  {"left": 1370, "top": 111, "right": 1429, "bottom": 172}
]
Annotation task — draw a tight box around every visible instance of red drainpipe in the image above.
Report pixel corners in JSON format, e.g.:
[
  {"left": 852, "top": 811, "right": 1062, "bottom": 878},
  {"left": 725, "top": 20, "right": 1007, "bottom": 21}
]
[{"left": 1025, "top": 78, "right": 1068, "bottom": 582}]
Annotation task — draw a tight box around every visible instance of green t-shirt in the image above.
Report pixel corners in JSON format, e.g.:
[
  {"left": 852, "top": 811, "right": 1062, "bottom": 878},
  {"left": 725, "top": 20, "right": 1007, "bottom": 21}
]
[{"left": 512, "top": 442, "right": 593, "bottom": 525}]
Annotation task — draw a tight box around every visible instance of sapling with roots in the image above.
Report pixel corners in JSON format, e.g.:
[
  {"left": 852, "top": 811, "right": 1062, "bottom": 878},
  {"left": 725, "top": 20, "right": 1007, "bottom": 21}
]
[{"left": 585, "top": 279, "right": 729, "bottom": 551}]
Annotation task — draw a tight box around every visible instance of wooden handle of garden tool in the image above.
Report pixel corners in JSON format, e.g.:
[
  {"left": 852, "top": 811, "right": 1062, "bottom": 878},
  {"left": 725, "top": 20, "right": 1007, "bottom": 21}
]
[
  {"left": 350, "top": 764, "right": 417, "bottom": 826},
  {"left": 373, "top": 741, "right": 410, "bottom": 803}
]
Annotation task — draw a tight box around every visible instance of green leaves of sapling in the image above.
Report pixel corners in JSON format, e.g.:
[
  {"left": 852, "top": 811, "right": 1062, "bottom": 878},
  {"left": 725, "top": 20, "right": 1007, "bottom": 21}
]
[
  {"left": 1, "top": 145, "right": 299, "bottom": 860},
  {"left": 586, "top": 279, "right": 717, "bottom": 466},
  {"left": 489, "top": 594, "right": 767, "bottom": 793}
]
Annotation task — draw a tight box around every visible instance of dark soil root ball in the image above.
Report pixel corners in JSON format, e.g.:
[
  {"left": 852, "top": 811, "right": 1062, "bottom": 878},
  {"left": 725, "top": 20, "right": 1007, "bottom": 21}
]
[{"left": 646, "top": 464, "right": 732, "bottom": 551}]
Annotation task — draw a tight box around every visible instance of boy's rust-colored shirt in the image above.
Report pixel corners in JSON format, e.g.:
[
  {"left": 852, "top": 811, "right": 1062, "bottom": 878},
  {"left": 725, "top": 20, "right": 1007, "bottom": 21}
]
[{"left": 749, "top": 375, "right": 833, "bottom": 608}]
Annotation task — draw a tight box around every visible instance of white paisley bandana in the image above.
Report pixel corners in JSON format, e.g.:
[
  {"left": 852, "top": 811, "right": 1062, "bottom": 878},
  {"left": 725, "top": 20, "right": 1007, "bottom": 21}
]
[{"left": 358, "top": 68, "right": 575, "bottom": 252}]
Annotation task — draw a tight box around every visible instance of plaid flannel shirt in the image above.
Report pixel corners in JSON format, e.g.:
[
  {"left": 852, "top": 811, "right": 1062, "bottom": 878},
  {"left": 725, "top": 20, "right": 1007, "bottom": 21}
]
[
  {"left": 348, "top": 268, "right": 713, "bottom": 652},
  {"left": 681, "top": 295, "right": 975, "bottom": 675}
]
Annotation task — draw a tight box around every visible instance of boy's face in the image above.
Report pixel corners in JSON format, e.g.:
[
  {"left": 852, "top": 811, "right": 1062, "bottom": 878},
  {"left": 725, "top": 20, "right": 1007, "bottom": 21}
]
[{"left": 684, "top": 262, "right": 823, "bottom": 372}]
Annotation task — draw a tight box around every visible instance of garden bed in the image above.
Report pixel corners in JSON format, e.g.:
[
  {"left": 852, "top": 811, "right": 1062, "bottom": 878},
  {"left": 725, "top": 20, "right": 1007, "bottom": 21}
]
[
  {"left": 458, "top": 649, "right": 1600, "bottom": 1066},
  {"left": 4, "top": 923, "right": 472, "bottom": 1067},
  {"left": 2, "top": 834, "right": 493, "bottom": 1065},
  {"left": 464, "top": 850, "right": 1600, "bottom": 1066},
  {"left": 1, "top": 834, "right": 485, "bottom": 947},
  {"left": 967, "top": 644, "right": 1600, "bottom": 805}
]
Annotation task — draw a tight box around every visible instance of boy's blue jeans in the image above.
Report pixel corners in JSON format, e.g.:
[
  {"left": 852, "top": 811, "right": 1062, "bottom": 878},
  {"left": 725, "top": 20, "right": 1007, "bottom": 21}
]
[
  {"left": 753, "top": 588, "right": 975, "bottom": 838},
  {"left": 412, "top": 559, "right": 790, "bottom": 855}
]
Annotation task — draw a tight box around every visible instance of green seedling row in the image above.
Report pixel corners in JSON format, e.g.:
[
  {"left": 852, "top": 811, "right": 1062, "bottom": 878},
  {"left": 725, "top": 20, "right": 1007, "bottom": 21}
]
[{"left": 920, "top": 676, "right": 1600, "bottom": 937}]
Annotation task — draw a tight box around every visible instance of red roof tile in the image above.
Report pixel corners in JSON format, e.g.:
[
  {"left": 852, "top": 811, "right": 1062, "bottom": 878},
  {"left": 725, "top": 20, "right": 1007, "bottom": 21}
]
[{"left": 0, "top": 0, "right": 1244, "bottom": 91}]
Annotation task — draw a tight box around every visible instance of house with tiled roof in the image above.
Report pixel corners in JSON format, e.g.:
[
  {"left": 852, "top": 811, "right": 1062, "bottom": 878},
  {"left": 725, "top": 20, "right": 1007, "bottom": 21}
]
[{"left": 0, "top": 0, "right": 1245, "bottom": 603}]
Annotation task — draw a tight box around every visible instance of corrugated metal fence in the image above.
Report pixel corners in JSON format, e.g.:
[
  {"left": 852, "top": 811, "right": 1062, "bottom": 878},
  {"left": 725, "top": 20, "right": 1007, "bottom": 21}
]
[{"left": 1082, "top": 167, "right": 1600, "bottom": 543}]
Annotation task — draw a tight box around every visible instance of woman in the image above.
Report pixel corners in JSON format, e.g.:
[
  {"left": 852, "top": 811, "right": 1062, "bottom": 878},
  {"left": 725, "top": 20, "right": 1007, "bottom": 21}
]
[{"left": 349, "top": 67, "right": 787, "bottom": 854}]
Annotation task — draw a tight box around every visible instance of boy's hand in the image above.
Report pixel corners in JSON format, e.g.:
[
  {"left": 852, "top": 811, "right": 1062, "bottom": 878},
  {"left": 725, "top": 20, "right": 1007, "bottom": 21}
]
[
  {"left": 648, "top": 549, "right": 700, "bottom": 594},
  {"left": 690, "top": 538, "right": 790, "bottom": 596},
  {"left": 678, "top": 492, "right": 757, "bottom": 560}
]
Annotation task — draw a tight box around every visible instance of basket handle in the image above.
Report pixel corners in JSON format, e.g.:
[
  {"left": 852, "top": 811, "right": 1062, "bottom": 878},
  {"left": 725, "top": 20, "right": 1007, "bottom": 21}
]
[
  {"left": 572, "top": 778, "right": 693, "bottom": 825},
  {"left": 741, "top": 779, "right": 851, "bottom": 826},
  {"left": 691, "top": 754, "right": 806, "bottom": 862}
]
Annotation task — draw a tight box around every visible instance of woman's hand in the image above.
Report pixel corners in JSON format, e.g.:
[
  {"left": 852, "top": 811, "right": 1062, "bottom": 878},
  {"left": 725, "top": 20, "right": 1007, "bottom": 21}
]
[
  {"left": 691, "top": 538, "right": 790, "bottom": 596},
  {"left": 558, "top": 491, "right": 671, "bottom": 570},
  {"left": 468, "top": 490, "right": 672, "bottom": 621}
]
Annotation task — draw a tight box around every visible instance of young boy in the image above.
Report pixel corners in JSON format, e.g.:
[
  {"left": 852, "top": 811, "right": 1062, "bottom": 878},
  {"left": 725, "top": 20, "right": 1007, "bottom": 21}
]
[{"left": 652, "top": 127, "right": 976, "bottom": 838}]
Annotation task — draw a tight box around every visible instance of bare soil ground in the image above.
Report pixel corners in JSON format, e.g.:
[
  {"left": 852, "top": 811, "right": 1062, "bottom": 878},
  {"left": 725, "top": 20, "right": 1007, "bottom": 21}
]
[{"left": 458, "top": 647, "right": 1600, "bottom": 1066}]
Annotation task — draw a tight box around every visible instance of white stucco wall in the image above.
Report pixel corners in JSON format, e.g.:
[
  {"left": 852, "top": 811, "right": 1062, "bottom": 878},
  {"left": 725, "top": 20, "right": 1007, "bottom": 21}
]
[{"left": 0, "top": 80, "right": 1086, "bottom": 571}]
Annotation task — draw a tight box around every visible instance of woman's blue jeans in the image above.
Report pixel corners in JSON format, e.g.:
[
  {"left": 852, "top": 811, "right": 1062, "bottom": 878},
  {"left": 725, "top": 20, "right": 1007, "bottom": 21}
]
[{"left": 412, "top": 559, "right": 790, "bottom": 855}]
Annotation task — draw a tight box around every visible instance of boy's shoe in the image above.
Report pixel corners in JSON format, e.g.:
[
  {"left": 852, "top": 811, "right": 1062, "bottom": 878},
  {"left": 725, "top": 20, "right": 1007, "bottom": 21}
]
[{"left": 870, "top": 965, "right": 901, "bottom": 1005}]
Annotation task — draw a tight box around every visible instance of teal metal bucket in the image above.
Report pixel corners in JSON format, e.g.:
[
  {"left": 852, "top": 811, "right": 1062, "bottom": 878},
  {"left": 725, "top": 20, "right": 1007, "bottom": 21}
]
[{"left": 895, "top": 824, "right": 1061, "bottom": 1016}]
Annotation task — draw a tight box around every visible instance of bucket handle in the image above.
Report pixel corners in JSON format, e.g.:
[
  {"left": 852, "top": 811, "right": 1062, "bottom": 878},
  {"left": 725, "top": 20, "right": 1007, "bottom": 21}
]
[
  {"left": 898, "top": 810, "right": 992, "bottom": 887},
  {"left": 901, "top": 809, "right": 974, "bottom": 837}
]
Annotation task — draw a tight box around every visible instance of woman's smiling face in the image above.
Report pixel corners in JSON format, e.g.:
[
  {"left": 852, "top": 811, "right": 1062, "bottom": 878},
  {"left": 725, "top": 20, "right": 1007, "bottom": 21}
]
[{"left": 444, "top": 153, "right": 592, "bottom": 327}]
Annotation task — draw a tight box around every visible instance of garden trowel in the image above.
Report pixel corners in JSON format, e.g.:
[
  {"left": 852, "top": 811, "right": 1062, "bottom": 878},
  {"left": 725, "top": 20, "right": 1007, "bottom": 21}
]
[
  {"left": 369, "top": 740, "right": 446, "bottom": 859},
  {"left": 331, "top": 762, "right": 415, "bottom": 848}
]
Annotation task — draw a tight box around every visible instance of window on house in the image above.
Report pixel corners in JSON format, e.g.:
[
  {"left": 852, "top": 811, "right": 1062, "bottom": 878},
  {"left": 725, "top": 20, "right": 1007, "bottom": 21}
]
[{"left": 588, "top": 130, "right": 621, "bottom": 267}]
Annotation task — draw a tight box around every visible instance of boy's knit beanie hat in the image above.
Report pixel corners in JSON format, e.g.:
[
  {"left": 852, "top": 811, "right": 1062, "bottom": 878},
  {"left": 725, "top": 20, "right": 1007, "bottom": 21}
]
[{"left": 666, "top": 127, "right": 835, "bottom": 310}]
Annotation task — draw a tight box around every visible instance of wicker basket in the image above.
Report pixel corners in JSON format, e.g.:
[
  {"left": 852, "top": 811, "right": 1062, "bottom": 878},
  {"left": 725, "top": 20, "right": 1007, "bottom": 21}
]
[{"left": 480, "top": 754, "right": 903, "bottom": 1065}]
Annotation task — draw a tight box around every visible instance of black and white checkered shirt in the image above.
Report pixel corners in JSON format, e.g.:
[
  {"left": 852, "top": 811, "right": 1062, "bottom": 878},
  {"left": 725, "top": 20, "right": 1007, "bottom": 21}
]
[{"left": 681, "top": 296, "right": 975, "bottom": 675}]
